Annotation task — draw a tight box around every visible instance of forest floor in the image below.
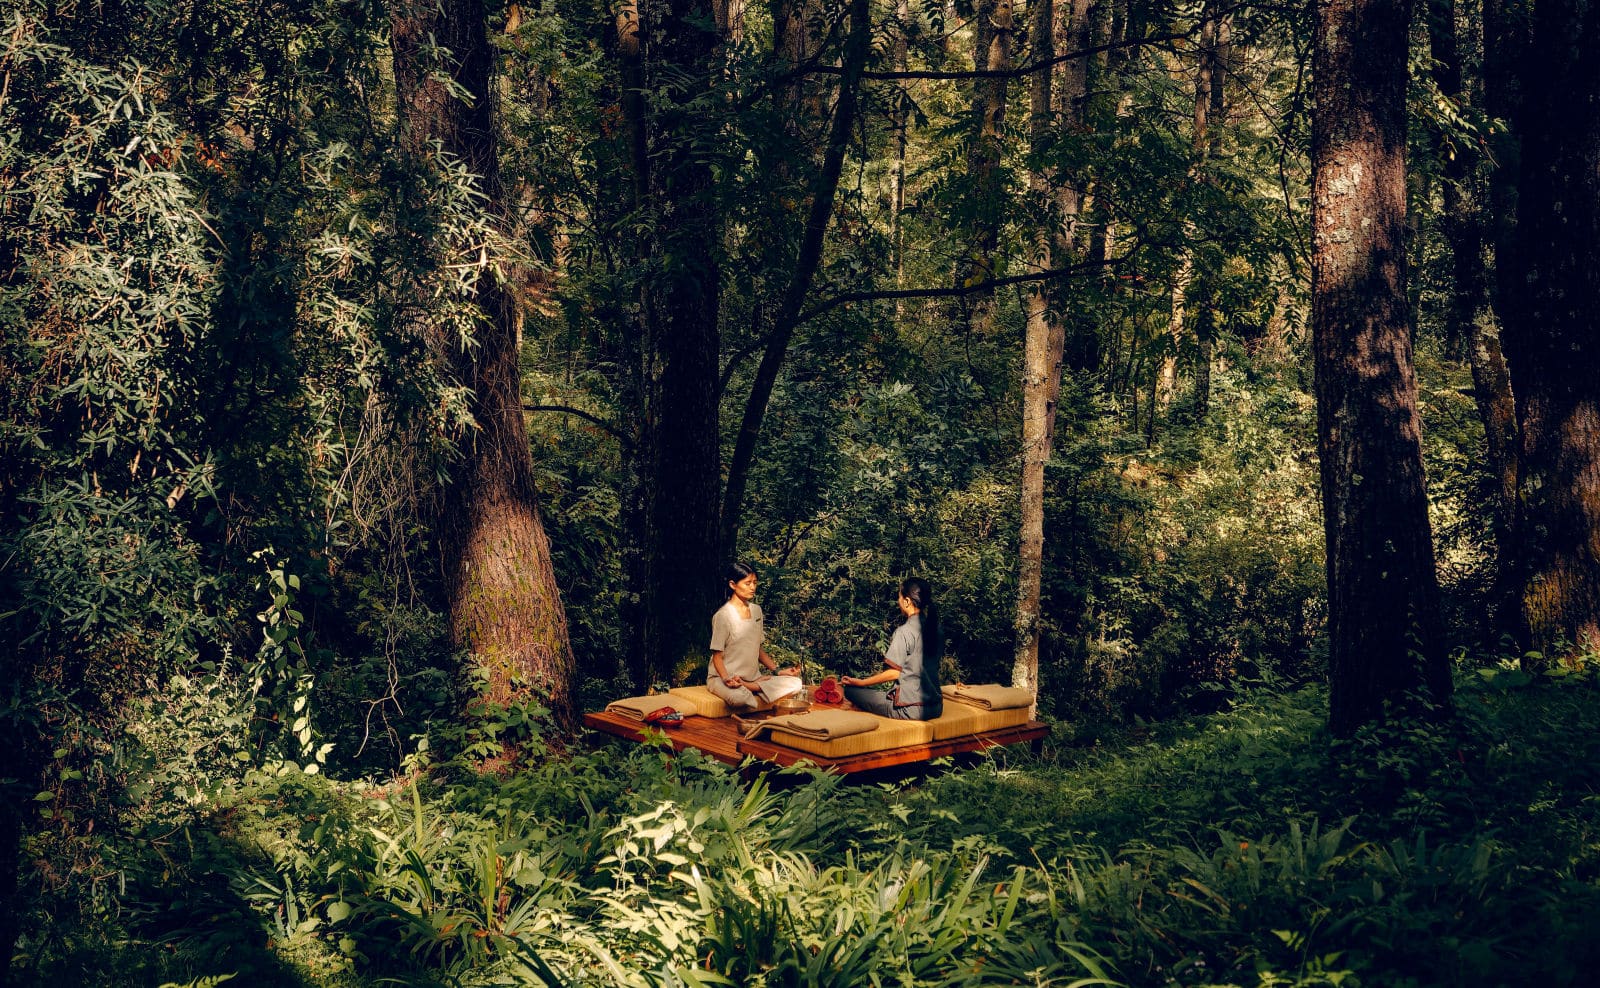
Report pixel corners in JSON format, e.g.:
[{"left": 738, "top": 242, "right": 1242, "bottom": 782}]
[{"left": 19, "top": 668, "right": 1600, "bottom": 987}]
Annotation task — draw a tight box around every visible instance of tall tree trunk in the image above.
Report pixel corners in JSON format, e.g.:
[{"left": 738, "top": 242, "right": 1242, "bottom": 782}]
[
  {"left": 1014, "top": 0, "right": 1090, "bottom": 698},
  {"left": 1158, "top": 255, "right": 1189, "bottom": 410},
  {"left": 1054, "top": 0, "right": 1093, "bottom": 252},
  {"left": 891, "top": 0, "right": 912, "bottom": 310},
  {"left": 1015, "top": 0, "right": 1059, "bottom": 699},
  {"left": 963, "top": 0, "right": 1013, "bottom": 335},
  {"left": 1191, "top": 11, "right": 1227, "bottom": 419},
  {"left": 1481, "top": 0, "right": 1529, "bottom": 320},
  {"left": 1056, "top": 0, "right": 1107, "bottom": 370},
  {"left": 716, "top": 0, "right": 746, "bottom": 42},
  {"left": 774, "top": 0, "right": 813, "bottom": 118},
  {"left": 1158, "top": 6, "right": 1219, "bottom": 414},
  {"left": 0, "top": 651, "right": 33, "bottom": 988},
  {"left": 1312, "top": 0, "right": 1449, "bottom": 734},
  {"left": 391, "top": 0, "right": 576, "bottom": 724},
  {"left": 1500, "top": 0, "right": 1600, "bottom": 661},
  {"left": 630, "top": 0, "right": 727, "bottom": 684},
  {"left": 1426, "top": 0, "right": 1518, "bottom": 633}
]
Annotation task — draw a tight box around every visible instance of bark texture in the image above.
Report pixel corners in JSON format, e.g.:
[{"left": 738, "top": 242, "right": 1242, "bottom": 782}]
[
  {"left": 1015, "top": 0, "right": 1060, "bottom": 698},
  {"left": 715, "top": 0, "right": 745, "bottom": 42},
  {"left": 1311, "top": 0, "right": 1449, "bottom": 734},
  {"left": 391, "top": 0, "right": 576, "bottom": 722},
  {"left": 1015, "top": 0, "right": 1090, "bottom": 697},
  {"left": 1499, "top": 0, "right": 1600, "bottom": 660},
  {"left": 627, "top": 0, "right": 726, "bottom": 684}
]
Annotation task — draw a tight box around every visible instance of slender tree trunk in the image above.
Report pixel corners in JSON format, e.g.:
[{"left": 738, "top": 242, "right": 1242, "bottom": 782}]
[
  {"left": 1312, "top": 0, "right": 1449, "bottom": 734},
  {"left": 1500, "top": 0, "right": 1600, "bottom": 661},
  {"left": 774, "top": 0, "right": 813, "bottom": 119},
  {"left": 891, "top": 0, "right": 911, "bottom": 310},
  {"left": 719, "top": 0, "right": 872, "bottom": 558},
  {"left": 1192, "top": 12, "right": 1227, "bottom": 419},
  {"left": 1158, "top": 255, "right": 1189, "bottom": 410},
  {"left": 1015, "top": 0, "right": 1091, "bottom": 697},
  {"left": 1015, "top": 0, "right": 1059, "bottom": 698},
  {"left": 391, "top": 0, "right": 576, "bottom": 724},
  {"left": 1426, "top": 0, "right": 1518, "bottom": 632},
  {"left": 1159, "top": 6, "right": 1219, "bottom": 414},
  {"left": 1057, "top": 0, "right": 1100, "bottom": 375},
  {"left": 1054, "top": 0, "right": 1093, "bottom": 253},
  {"left": 963, "top": 0, "right": 1013, "bottom": 335}
]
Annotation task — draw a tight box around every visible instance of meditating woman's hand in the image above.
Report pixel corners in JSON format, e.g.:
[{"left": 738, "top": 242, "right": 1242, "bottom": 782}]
[{"left": 841, "top": 675, "right": 861, "bottom": 687}]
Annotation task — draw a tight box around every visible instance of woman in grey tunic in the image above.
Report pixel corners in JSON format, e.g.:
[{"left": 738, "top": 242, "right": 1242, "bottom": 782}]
[
  {"left": 842, "top": 577, "right": 943, "bottom": 720},
  {"left": 708, "top": 562, "right": 799, "bottom": 710}
]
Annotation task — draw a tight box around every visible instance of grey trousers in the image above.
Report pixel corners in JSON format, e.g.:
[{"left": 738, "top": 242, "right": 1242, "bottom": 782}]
[{"left": 843, "top": 685, "right": 938, "bottom": 720}]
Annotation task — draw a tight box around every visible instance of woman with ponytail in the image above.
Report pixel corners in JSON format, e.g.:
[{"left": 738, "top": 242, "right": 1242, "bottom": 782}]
[{"left": 842, "top": 577, "right": 944, "bottom": 720}]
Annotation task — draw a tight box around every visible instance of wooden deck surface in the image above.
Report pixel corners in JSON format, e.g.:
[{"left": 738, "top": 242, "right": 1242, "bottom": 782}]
[{"left": 582, "top": 709, "right": 1049, "bottom": 774}]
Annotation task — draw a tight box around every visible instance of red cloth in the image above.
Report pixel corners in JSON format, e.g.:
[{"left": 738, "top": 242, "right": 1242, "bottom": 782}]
[
  {"left": 643, "top": 706, "right": 684, "bottom": 728},
  {"left": 812, "top": 677, "right": 844, "bottom": 705}
]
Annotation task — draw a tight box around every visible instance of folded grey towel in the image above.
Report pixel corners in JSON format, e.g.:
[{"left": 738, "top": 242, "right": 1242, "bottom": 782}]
[
  {"left": 740, "top": 709, "right": 880, "bottom": 741},
  {"left": 605, "top": 694, "right": 699, "bottom": 721}
]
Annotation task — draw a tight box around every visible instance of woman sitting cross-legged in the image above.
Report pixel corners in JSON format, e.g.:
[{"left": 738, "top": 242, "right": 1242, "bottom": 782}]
[
  {"left": 842, "top": 577, "right": 943, "bottom": 721},
  {"left": 707, "top": 562, "right": 800, "bottom": 711}
]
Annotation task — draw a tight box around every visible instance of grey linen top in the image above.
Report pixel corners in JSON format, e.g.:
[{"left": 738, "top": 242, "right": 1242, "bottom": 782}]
[
  {"left": 885, "top": 614, "right": 941, "bottom": 715},
  {"left": 708, "top": 600, "right": 764, "bottom": 684}
]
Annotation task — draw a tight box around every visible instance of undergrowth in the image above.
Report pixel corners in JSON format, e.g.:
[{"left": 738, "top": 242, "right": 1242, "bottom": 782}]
[{"left": 16, "top": 671, "right": 1600, "bottom": 987}]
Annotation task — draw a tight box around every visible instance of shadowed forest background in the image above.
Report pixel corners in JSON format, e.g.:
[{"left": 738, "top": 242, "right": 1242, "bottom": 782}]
[{"left": 3, "top": 0, "right": 1600, "bottom": 983}]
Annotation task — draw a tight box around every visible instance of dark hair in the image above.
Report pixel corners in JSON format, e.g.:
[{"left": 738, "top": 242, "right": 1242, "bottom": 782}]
[
  {"left": 899, "top": 576, "right": 942, "bottom": 663},
  {"left": 724, "top": 561, "right": 757, "bottom": 598}
]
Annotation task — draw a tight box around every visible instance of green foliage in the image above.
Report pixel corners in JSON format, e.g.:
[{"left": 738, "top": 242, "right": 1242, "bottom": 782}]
[{"left": 25, "top": 677, "right": 1600, "bottom": 985}]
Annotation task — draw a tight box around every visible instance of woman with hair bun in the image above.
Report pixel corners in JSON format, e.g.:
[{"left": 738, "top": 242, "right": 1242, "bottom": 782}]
[
  {"left": 707, "top": 562, "right": 799, "bottom": 711},
  {"left": 842, "top": 577, "right": 944, "bottom": 720}
]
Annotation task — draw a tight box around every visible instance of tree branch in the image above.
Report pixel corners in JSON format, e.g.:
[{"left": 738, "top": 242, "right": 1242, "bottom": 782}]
[
  {"left": 797, "top": 252, "right": 1132, "bottom": 325},
  {"left": 523, "top": 404, "right": 633, "bottom": 448},
  {"left": 853, "top": 31, "right": 1189, "bottom": 81},
  {"left": 805, "top": 1, "right": 1260, "bottom": 84},
  {"left": 719, "top": 0, "right": 873, "bottom": 556}
]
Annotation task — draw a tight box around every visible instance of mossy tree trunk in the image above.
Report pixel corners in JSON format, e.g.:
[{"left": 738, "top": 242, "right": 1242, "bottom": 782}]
[
  {"left": 391, "top": 0, "right": 576, "bottom": 725},
  {"left": 1311, "top": 0, "right": 1450, "bottom": 734}
]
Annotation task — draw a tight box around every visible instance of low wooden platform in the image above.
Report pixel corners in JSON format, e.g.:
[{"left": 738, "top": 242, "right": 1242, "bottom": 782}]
[{"left": 582, "top": 710, "right": 1050, "bottom": 775}]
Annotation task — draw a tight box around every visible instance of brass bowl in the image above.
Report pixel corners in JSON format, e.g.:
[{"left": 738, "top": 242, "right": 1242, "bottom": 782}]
[{"left": 774, "top": 695, "right": 811, "bottom": 715}]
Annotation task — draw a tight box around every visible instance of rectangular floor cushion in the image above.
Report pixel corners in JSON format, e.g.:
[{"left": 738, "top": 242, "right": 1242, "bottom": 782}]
[
  {"left": 764, "top": 715, "right": 935, "bottom": 758},
  {"left": 927, "top": 703, "right": 1033, "bottom": 740},
  {"left": 604, "top": 693, "right": 702, "bottom": 721}
]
